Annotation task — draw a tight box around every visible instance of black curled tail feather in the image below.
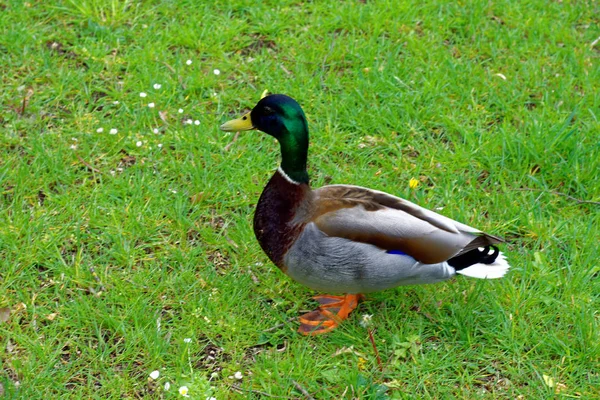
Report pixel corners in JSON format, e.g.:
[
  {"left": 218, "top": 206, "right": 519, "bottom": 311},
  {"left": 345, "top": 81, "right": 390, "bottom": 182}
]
[{"left": 448, "top": 245, "right": 499, "bottom": 270}]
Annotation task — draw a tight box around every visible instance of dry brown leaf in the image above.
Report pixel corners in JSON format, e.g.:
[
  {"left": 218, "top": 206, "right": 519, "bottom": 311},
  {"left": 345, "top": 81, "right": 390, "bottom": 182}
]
[
  {"left": 159, "top": 110, "right": 168, "bottom": 123},
  {"left": 543, "top": 374, "right": 555, "bottom": 388},
  {"left": 190, "top": 192, "right": 204, "bottom": 204},
  {"left": 332, "top": 345, "right": 365, "bottom": 358},
  {"left": 0, "top": 307, "right": 10, "bottom": 323}
]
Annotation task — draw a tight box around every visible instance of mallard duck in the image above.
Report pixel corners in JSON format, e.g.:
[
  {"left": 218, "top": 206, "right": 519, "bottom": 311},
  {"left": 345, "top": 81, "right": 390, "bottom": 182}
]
[{"left": 220, "top": 94, "right": 510, "bottom": 335}]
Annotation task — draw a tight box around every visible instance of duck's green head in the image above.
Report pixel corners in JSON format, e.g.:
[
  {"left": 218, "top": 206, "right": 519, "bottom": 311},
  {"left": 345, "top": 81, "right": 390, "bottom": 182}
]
[{"left": 220, "top": 94, "right": 309, "bottom": 184}]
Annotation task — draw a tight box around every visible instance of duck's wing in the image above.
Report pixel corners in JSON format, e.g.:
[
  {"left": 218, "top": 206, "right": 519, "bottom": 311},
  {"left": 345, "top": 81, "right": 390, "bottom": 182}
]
[{"left": 307, "top": 184, "right": 503, "bottom": 264}]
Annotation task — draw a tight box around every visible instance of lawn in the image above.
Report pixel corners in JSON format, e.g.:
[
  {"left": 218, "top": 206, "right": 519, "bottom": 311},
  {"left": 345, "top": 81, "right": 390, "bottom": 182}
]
[{"left": 1, "top": 0, "right": 599, "bottom": 398}]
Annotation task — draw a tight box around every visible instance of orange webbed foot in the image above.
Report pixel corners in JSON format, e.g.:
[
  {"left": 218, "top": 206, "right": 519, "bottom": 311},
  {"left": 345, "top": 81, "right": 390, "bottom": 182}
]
[{"left": 298, "top": 294, "right": 363, "bottom": 335}]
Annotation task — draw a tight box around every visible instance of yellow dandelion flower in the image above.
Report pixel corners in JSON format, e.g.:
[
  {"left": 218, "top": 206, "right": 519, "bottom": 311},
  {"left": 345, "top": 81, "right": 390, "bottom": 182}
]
[
  {"left": 409, "top": 178, "right": 419, "bottom": 189},
  {"left": 357, "top": 357, "right": 367, "bottom": 370}
]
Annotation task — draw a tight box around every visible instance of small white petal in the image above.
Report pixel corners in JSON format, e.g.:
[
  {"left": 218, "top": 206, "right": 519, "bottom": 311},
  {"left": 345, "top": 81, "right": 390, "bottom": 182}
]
[
  {"left": 194, "top": 120, "right": 200, "bottom": 125},
  {"left": 158, "top": 143, "right": 163, "bottom": 148},
  {"left": 179, "top": 386, "right": 189, "bottom": 397},
  {"left": 136, "top": 141, "right": 143, "bottom": 147},
  {"left": 213, "top": 69, "right": 220, "bottom": 75},
  {"left": 109, "top": 128, "right": 118, "bottom": 135},
  {"left": 164, "top": 382, "right": 171, "bottom": 391},
  {"left": 140, "top": 92, "right": 147, "bottom": 98},
  {"left": 113, "top": 100, "right": 119, "bottom": 104},
  {"left": 178, "top": 108, "right": 184, "bottom": 113},
  {"left": 149, "top": 370, "right": 160, "bottom": 380},
  {"left": 153, "top": 83, "right": 162, "bottom": 89},
  {"left": 186, "top": 59, "right": 192, "bottom": 65},
  {"left": 148, "top": 102, "right": 155, "bottom": 108},
  {"left": 185, "top": 119, "right": 193, "bottom": 125},
  {"left": 360, "top": 314, "right": 373, "bottom": 327},
  {"left": 234, "top": 371, "right": 243, "bottom": 380},
  {"left": 153, "top": 128, "right": 159, "bottom": 134},
  {"left": 184, "top": 338, "right": 192, "bottom": 343},
  {"left": 69, "top": 144, "right": 77, "bottom": 150},
  {"left": 96, "top": 128, "right": 104, "bottom": 133}
]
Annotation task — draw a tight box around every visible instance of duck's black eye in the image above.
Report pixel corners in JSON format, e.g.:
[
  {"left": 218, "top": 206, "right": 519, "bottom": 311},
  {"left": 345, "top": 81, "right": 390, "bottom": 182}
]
[{"left": 263, "top": 106, "right": 275, "bottom": 115}]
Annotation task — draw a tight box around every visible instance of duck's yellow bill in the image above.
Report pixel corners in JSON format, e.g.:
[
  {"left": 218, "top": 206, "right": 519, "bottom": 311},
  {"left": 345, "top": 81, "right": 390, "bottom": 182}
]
[{"left": 220, "top": 111, "right": 254, "bottom": 132}]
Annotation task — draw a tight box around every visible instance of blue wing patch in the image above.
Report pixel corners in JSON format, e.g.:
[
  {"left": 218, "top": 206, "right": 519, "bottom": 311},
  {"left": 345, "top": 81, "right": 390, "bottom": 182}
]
[{"left": 387, "top": 249, "right": 407, "bottom": 256}]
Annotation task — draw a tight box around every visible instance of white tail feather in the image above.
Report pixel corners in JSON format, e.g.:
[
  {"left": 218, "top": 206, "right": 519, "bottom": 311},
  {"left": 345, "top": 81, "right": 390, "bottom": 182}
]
[{"left": 455, "top": 252, "right": 511, "bottom": 279}]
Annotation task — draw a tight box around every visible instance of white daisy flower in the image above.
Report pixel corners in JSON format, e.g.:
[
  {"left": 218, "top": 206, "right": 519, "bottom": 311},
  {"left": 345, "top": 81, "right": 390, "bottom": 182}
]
[
  {"left": 148, "top": 102, "right": 155, "bottom": 108},
  {"left": 136, "top": 141, "right": 143, "bottom": 147},
  {"left": 140, "top": 92, "right": 147, "bottom": 98},
  {"left": 178, "top": 108, "right": 184, "bottom": 113},
  {"left": 186, "top": 60, "right": 192, "bottom": 65},
  {"left": 153, "top": 83, "right": 162, "bottom": 89},
  {"left": 149, "top": 370, "right": 160, "bottom": 380},
  {"left": 179, "top": 386, "right": 189, "bottom": 397},
  {"left": 109, "top": 128, "right": 118, "bottom": 135},
  {"left": 213, "top": 69, "right": 220, "bottom": 75}
]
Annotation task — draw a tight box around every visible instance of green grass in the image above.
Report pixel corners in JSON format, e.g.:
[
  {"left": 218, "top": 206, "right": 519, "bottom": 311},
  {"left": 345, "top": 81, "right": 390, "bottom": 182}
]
[{"left": 1, "top": 0, "right": 599, "bottom": 398}]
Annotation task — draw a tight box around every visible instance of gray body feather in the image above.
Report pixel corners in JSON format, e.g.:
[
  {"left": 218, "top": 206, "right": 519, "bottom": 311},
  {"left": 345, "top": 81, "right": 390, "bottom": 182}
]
[{"left": 284, "top": 223, "right": 456, "bottom": 294}]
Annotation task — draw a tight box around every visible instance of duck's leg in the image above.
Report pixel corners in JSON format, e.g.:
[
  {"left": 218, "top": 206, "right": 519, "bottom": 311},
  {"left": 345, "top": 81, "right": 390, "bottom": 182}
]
[{"left": 298, "top": 294, "right": 363, "bottom": 335}]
